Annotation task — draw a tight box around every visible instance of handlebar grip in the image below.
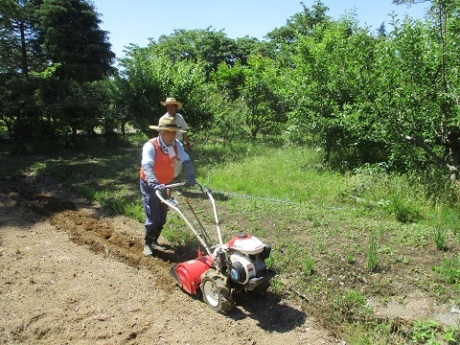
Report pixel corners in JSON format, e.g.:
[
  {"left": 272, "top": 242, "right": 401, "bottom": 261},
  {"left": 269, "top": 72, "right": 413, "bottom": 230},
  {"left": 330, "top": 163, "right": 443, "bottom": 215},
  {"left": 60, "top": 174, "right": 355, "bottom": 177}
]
[{"left": 165, "top": 182, "right": 187, "bottom": 189}]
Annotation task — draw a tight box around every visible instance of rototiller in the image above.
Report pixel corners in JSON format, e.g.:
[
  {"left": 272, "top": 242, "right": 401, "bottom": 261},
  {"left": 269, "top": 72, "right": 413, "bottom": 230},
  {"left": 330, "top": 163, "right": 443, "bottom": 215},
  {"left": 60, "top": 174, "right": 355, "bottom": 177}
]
[{"left": 156, "top": 182, "right": 276, "bottom": 314}]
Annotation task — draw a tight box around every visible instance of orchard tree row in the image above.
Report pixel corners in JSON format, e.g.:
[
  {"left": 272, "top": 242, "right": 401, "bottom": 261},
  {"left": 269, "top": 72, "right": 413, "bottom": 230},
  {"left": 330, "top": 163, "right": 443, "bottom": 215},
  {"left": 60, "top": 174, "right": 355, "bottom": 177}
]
[{"left": 1, "top": 0, "right": 460, "bottom": 182}]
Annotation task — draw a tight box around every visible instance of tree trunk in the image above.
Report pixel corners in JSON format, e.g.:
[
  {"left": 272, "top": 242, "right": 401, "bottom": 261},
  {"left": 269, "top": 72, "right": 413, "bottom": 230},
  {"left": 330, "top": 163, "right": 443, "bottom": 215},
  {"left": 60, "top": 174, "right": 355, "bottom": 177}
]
[
  {"left": 19, "top": 21, "right": 29, "bottom": 76},
  {"left": 447, "top": 127, "right": 460, "bottom": 181},
  {"left": 324, "top": 132, "right": 333, "bottom": 162}
]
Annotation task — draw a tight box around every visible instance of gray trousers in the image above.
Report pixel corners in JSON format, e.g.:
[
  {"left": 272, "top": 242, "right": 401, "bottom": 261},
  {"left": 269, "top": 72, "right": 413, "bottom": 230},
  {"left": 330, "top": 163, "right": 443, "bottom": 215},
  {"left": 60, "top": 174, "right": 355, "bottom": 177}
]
[{"left": 140, "top": 179, "right": 168, "bottom": 241}]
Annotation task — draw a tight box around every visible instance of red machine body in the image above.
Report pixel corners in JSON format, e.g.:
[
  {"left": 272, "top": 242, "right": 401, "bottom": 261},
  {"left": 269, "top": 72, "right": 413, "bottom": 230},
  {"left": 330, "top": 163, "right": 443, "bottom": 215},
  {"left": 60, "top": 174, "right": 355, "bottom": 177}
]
[{"left": 173, "top": 252, "right": 213, "bottom": 294}]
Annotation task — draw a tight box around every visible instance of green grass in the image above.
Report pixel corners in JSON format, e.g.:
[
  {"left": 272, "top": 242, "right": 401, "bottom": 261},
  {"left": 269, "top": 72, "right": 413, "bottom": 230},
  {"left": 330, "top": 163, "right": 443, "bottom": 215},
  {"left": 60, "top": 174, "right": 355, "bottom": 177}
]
[
  {"left": 203, "top": 146, "right": 341, "bottom": 205},
  {"left": 1, "top": 137, "right": 459, "bottom": 344},
  {"left": 367, "top": 232, "right": 378, "bottom": 272}
]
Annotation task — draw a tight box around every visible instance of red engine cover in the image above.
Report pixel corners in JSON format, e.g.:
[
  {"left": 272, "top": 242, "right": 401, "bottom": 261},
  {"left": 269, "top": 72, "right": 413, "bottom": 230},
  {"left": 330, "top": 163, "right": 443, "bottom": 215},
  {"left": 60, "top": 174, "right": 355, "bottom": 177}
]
[{"left": 174, "top": 254, "right": 213, "bottom": 295}]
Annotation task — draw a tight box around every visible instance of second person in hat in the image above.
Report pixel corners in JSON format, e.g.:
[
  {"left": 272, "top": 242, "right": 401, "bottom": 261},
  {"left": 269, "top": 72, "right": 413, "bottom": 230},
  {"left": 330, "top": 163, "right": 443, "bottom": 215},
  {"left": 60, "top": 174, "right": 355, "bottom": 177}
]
[
  {"left": 160, "top": 97, "right": 191, "bottom": 152},
  {"left": 160, "top": 97, "right": 192, "bottom": 178}
]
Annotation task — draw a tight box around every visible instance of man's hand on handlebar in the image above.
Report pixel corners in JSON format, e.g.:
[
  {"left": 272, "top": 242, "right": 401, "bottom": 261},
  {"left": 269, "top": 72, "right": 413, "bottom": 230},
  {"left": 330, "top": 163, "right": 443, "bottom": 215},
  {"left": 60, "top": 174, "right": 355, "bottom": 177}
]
[
  {"left": 185, "top": 179, "right": 196, "bottom": 186},
  {"left": 149, "top": 183, "right": 166, "bottom": 191}
]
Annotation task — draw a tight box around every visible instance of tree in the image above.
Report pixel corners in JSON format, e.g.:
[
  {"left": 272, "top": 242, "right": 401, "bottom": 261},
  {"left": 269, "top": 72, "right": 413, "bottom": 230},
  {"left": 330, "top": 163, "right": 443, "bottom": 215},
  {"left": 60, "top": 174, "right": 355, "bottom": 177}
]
[
  {"left": 266, "top": 0, "right": 330, "bottom": 44},
  {"left": 233, "top": 36, "right": 262, "bottom": 65},
  {"left": 239, "top": 54, "right": 284, "bottom": 140},
  {"left": 286, "top": 17, "right": 376, "bottom": 159},
  {"left": 118, "top": 46, "right": 209, "bottom": 134},
  {"left": 101, "top": 76, "right": 131, "bottom": 137},
  {"left": 0, "top": 0, "right": 117, "bottom": 145},
  {"left": 0, "top": 0, "right": 45, "bottom": 76},
  {"left": 154, "top": 28, "right": 238, "bottom": 78},
  {"left": 388, "top": 0, "right": 460, "bottom": 180},
  {"left": 35, "top": 0, "right": 115, "bottom": 82},
  {"left": 213, "top": 61, "right": 245, "bottom": 101},
  {"left": 0, "top": 0, "right": 48, "bottom": 144}
]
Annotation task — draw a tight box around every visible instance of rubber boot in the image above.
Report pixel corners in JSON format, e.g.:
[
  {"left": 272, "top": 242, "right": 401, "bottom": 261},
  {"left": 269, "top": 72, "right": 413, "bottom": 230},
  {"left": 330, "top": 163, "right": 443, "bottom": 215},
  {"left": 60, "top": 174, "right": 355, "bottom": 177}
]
[
  {"left": 143, "top": 237, "right": 154, "bottom": 256},
  {"left": 150, "top": 229, "right": 166, "bottom": 251},
  {"left": 150, "top": 237, "right": 165, "bottom": 251}
]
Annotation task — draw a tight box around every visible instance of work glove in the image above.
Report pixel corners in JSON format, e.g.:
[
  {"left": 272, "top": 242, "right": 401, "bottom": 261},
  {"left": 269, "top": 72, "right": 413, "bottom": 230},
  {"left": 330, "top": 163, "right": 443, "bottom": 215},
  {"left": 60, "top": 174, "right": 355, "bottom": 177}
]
[
  {"left": 150, "top": 183, "right": 166, "bottom": 191},
  {"left": 186, "top": 178, "right": 196, "bottom": 187},
  {"left": 182, "top": 160, "right": 196, "bottom": 186},
  {"left": 185, "top": 142, "right": 192, "bottom": 152}
]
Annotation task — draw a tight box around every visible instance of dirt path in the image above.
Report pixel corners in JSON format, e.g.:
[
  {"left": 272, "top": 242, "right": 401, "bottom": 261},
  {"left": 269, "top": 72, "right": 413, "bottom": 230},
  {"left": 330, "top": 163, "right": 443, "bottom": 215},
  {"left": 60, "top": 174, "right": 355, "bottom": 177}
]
[{"left": 0, "top": 176, "right": 339, "bottom": 345}]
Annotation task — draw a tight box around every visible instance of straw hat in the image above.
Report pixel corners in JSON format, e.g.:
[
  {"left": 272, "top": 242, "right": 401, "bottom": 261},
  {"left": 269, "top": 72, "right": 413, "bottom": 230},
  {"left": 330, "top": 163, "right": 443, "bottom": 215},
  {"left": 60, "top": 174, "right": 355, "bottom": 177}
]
[
  {"left": 160, "top": 97, "right": 182, "bottom": 110},
  {"left": 149, "top": 117, "right": 185, "bottom": 132}
]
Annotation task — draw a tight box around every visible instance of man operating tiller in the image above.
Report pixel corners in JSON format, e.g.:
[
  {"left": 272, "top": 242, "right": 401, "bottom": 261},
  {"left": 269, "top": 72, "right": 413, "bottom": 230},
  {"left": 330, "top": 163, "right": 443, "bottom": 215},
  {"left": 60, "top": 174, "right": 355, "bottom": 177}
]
[{"left": 139, "top": 117, "right": 196, "bottom": 256}]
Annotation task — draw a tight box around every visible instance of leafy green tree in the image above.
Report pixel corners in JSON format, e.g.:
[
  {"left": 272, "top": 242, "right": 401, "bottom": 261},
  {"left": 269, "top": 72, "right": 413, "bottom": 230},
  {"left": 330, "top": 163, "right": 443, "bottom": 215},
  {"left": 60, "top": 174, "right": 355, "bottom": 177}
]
[
  {"left": 0, "top": 0, "right": 117, "bottom": 145},
  {"left": 267, "top": 0, "right": 330, "bottom": 44},
  {"left": 118, "top": 46, "right": 209, "bottom": 134},
  {"left": 0, "top": 0, "right": 45, "bottom": 76},
  {"left": 0, "top": 1, "right": 50, "bottom": 143},
  {"left": 239, "top": 54, "right": 284, "bottom": 140},
  {"left": 0, "top": 74, "right": 39, "bottom": 143},
  {"left": 0, "top": 0, "right": 18, "bottom": 14},
  {"left": 265, "top": 1, "right": 331, "bottom": 69},
  {"left": 287, "top": 18, "right": 378, "bottom": 160},
  {"left": 101, "top": 76, "right": 131, "bottom": 137},
  {"left": 35, "top": 0, "right": 115, "bottom": 82},
  {"left": 233, "top": 36, "right": 262, "bottom": 65},
  {"left": 213, "top": 61, "right": 245, "bottom": 101},
  {"left": 383, "top": 0, "right": 460, "bottom": 180},
  {"left": 154, "top": 28, "right": 237, "bottom": 76}
]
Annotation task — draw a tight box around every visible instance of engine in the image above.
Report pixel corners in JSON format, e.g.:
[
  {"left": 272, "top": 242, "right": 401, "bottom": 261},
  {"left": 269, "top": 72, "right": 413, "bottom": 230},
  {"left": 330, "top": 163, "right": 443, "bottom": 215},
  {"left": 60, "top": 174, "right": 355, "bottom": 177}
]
[
  {"left": 229, "top": 252, "right": 267, "bottom": 285},
  {"left": 214, "top": 234, "right": 274, "bottom": 290}
]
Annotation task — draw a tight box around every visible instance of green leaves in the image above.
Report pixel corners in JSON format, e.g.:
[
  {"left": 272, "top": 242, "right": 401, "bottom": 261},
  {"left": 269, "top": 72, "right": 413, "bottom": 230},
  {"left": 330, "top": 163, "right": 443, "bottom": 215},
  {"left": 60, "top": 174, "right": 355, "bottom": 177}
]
[{"left": 35, "top": 0, "right": 115, "bottom": 82}]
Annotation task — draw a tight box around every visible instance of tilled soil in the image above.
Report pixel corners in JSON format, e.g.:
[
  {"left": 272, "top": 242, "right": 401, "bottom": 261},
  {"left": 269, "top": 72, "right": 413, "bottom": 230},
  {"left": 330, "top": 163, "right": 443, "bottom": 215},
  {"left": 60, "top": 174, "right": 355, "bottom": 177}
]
[{"left": 0, "top": 176, "right": 339, "bottom": 345}]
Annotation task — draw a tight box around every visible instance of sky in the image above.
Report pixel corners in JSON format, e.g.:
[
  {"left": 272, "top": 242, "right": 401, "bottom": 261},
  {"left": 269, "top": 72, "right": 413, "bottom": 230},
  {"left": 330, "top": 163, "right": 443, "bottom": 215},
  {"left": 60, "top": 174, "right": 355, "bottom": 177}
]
[{"left": 91, "top": 0, "right": 430, "bottom": 59}]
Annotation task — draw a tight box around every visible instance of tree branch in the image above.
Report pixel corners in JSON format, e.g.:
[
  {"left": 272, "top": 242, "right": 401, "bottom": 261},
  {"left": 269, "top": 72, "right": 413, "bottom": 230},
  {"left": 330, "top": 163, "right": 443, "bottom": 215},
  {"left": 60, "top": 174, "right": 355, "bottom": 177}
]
[{"left": 402, "top": 133, "right": 455, "bottom": 171}]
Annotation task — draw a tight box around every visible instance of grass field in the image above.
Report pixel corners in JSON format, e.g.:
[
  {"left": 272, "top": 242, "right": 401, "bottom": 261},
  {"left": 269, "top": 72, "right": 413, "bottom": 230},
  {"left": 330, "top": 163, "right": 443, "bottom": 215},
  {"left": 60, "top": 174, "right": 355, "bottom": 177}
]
[{"left": 1, "top": 136, "right": 459, "bottom": 344}]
